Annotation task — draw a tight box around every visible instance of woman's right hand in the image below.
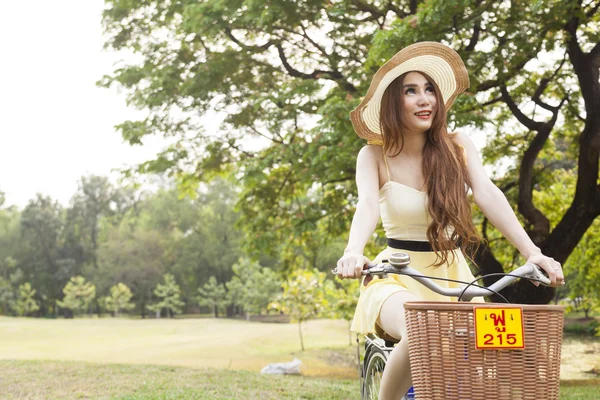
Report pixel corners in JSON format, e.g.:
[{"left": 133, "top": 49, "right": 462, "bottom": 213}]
[{"left": 336, "top": 253, "right": 371, "bottom": 279}]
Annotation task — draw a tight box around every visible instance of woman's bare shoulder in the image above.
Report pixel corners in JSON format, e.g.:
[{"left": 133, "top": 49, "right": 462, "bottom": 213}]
[
  {"left": 448, "top": 131, "right": 473, "bottom": 147},
  {"left": 357, "top": 144, "right": 383, "bottom": 159}
]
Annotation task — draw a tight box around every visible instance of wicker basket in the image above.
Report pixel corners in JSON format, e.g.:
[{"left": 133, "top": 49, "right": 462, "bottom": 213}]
[{"left": 404, "top": 302, "right": 564, "bottom": 400}]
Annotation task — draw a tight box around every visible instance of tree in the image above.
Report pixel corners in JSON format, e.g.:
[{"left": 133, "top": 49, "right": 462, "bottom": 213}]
[
  {"left": 20, "top": 194, "right": 76, "bottom": 315},
  {"left": 13, "top": 282, "right": 39, "bottom": 317},
  {"left": 97, "top": 228, "right": 166, "bottom": 318},
  {"left": 147, "top": 273, "right": 185, "bottom": 318},
  {"left": 101, "top": 0, "right": 599, "bottom": 304},
  {"left": 0, "top": 277, "right": 14, "bottom": 315},
  {"left": 226, "top": 258, "right": 281, "bottom": 318},
  {"left": 197, "top": 276, "right": 227, "bottom": 318},
  {"left": 68, "top": 175, "right": 117, "bottom": 270},
  {"left": 103, "top": 283, "right": 135, "bottom": 317},
  {"left": 560, "top": 219, "right": 600, "bottom": 318},
  {"left": 56, "top": 276, "right": 96, "bottom": 317},
  {"left": 279, "top": 268, "right": 329, "bottom": 351},
  {"left": 164, "top": 179, "right": 244, "bottom": 310}
]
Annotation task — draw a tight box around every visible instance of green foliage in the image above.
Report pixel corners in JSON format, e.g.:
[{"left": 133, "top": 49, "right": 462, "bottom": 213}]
[
  {"left": 56, "top": 276, "right": 96, "bottom": 316},
  {"left": 226, "top": 258, "right": 281, "bottom": 316},
  {"left": 0, "top": 277, "right": 15, "bottom": 315},
  {"left": 13, "top": 282, "right": 39, "bottom": 317},
  {"left": 563, "top": 319, "right": 600, "bottom": 336},
  {"left": 324, "top": 278, "right": 359, "bottom": 323},
  {"left": 14, "top": 284, "right": 32, "bottom": 316},
  {"left": 278, "top": 268, "right": 330, "bottom": 350},
  {"left": 147, "top": 273, "right": 185, "bottom": 318},
  {"left": 20, "top": 195, "right": 73, "bottom": 313},
  {"left": 96, "top": 228, "right": 166, "bottom": 318},
  {"left": 196, "top": 276, "right": 227, "bottom": 318},
  {"left": 103, "top": 283, "right": 135, "bottom": 317},
  {"left": 99, "top": 0, "right": 600, "bottom": 303}
]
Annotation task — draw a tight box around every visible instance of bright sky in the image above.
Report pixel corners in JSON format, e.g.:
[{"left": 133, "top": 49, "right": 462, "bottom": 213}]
[{"left": 0, "top": 0, "right": 167, "bottom": 209}]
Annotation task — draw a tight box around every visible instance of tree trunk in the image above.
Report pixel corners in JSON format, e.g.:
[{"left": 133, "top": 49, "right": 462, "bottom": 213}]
[
  {"left": 298, "top": 320, "right": 304, "bottom": 351},
  {"left": 474, "top": 242, "right": 556, "bottom": 304}
]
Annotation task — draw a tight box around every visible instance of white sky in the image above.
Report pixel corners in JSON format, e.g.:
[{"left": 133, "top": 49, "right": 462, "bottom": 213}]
[{"left": 0, "top": 0, "right": 168, "bottom": 209}]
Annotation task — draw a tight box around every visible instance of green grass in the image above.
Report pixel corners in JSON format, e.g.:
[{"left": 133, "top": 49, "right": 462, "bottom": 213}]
[
  {"left": 1, "top": 316, "right": 599, "bottom": 398},
  {"left": 1, "top": 359, "right": 598, "bottom": 399},
  {"left": 0, "top": 316, "right": 357, "bottom": 378},
  {"left": 560, "top": 380, "right": 600, "bottom": 399},
  {"left": 0, "top": 359, "right": 357, "bottom": 399}
]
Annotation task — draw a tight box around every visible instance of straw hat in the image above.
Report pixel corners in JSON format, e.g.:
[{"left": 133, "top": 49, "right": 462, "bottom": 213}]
[{"left": 350, "top": 41, "right": 470, "bottom": 145}]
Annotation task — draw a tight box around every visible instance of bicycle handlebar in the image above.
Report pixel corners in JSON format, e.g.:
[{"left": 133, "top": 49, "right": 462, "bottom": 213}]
[{"left": 332, "top": 252, "right": 551, "bottom": 302}]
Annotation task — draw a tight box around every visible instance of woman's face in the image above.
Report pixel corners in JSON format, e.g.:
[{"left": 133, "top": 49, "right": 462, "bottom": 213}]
[{"left": 400, "top": 71, "right": 438, "bottom": 133}]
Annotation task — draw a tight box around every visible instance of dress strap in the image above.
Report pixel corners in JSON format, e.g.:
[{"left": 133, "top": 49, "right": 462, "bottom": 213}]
[{"left": 383, "top": 153, "right": 391, "bottom": 182}]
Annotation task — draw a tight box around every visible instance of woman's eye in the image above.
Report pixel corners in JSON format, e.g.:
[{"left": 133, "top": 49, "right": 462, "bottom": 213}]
[
  {"left": 426, "top": 86, "right": 434, "bottom": 93},
  {"left": 405, "top": 88, "right": 415, "bottom": 95}
]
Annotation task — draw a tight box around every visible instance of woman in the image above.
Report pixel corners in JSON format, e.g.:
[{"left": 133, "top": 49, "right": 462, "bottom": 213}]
[{"left": 336, "top": 42, "right": 564, "bottom": 400}]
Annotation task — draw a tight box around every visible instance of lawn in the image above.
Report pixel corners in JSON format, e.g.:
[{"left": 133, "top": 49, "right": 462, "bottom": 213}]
[
  {"left": 1, "top": 360, "right": 599, "bottom": 399},
  {"left": 0, "top": 359, "right": 357, "bottom": 399},
  {"left": 0, "top": 316, "right": 599, "bottom": 399},
  {"left": 0, "top": 316, "right": 357, "bottom": 378}
]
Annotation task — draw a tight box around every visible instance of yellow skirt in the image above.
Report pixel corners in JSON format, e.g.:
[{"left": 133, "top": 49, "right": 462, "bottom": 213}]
[{"left": 350, "top": 246, "right": 484, "bottom": 335}]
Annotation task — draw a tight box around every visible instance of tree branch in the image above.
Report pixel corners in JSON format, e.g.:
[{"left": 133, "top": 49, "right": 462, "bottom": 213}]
[
  {"left": 590, "top": 41, "right": 600, "bottom": 66},
  {"left": 247, "top": 125, "right": 284, "bottom": 145},
  {"left": 531, "top": 56, "right": 568, "bottom": 113},
  {"left": 585, "top": 0, "right": 600, "bottom": 17},
  {"left": 477, "top": 57, "right": 529, "bottom": 92},
  {"left": 500, "top": 85, "right": 545, "bottom": 131},
  {"left": 481, "top": 96, "right": 502, "bottom": 107},
  {"left": 465, "top": 22, "right": 481, "bottom": 52},
  {"left": 224, "top": 28, "right": 272, "bottom": 51},
  {"left": 275, "top": 43, "right": 357, "bottom": 92},
  {"left": 350, "top": 0, "right": 386, "bottom": 18},
  {"left": 409, "top": 0, "right": 418, "bottom": 14},
  {"left": 386, "top": 2, "right": 407, "bottom": 18},
  {"left": 299, "top": 24, "right": 329, "bottom": 57}
]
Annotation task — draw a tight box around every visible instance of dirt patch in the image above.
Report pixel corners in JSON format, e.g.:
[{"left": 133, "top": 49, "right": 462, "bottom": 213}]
[
  {"left": 316, "top": 348, "right": 359, "bottom": 369},
  {"left": 561, "top": 335, "right": 600, "bottom": 380}
]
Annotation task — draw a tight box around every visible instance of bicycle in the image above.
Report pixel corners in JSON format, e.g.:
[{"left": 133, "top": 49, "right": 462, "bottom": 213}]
[{"left": 334, "top": 252, "right": 564, "bottom": 400}]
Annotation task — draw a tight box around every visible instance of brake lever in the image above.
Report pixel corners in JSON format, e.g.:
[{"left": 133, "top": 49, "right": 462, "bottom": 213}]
[{"left": 526, "top": 263, "right": 552, "bottom": 286}]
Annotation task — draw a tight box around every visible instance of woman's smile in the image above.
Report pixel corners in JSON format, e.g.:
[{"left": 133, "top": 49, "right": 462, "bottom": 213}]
[{"left": 414, "top": 110, "right": 432, "bottom": 119}]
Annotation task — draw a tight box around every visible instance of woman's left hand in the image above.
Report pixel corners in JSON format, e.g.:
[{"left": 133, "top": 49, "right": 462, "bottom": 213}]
[{"left": 526, "top": 252, "right": 565, "bottom": 287}]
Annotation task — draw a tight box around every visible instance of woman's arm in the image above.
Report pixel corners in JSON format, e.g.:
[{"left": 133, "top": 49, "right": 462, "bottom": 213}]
[
  {"left": 336, "top": 145, "right": 381, "bottom": 279},
  {"left": 453, "top": 132, "right": 564, "bottom": 286}
]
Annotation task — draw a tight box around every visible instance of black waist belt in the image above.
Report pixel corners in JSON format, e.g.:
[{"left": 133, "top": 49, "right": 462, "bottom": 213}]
[{"left": 386, "top": 238, "right": 460, "bottom": 252}]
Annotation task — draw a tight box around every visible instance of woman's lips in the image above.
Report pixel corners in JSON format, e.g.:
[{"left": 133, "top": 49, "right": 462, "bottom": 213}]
[{"left": 414, "top": 112, "right": 432, "bottom": 120}]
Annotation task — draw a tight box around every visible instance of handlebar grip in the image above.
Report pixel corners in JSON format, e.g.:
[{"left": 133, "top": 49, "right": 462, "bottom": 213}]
[{"left": 331, "top": 263, "right": 377, "bottom": 276}]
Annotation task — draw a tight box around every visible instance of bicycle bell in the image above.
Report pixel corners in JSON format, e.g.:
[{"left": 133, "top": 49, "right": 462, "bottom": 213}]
[{"left": 389, "top": 252, "right": 410, "bottom": 267}]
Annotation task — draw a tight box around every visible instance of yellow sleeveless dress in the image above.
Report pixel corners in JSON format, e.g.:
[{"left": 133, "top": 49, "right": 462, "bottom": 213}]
[{"left": 350, "top": 154, "right": 484, "bottom": 335}]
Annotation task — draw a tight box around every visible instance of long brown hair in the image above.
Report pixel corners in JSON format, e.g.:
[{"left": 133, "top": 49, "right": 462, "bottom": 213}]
[{"left": 380, "top": 72, "right": 480, "bottom": 267}]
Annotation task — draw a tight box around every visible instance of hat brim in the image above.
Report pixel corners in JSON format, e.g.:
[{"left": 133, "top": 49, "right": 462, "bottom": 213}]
[{"left": 350, "top": 42, "right": 469, "bottom": 145}]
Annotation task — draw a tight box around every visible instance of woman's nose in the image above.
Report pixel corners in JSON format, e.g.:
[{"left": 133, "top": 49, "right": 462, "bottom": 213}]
[{"left": 417, "top": 93, "right": 430, "bottom": 106}]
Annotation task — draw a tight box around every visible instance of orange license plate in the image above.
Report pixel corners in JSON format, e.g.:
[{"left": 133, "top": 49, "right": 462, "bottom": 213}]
[{"left": 474, "top": 307, "right": 524, "bottom": 349}]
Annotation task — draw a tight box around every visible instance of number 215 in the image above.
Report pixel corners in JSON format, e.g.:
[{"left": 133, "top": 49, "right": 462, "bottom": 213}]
[{"left": 483, "top": 333, "right": 517, "bottom": 345}]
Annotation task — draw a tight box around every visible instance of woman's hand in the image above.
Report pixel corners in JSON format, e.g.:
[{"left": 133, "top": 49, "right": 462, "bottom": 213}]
[
  {"left": 527, "top": 252, "right": 565, "bottom": 287},
  {"left": 336, "top": 253, "right": 370, "bottom": 279}
]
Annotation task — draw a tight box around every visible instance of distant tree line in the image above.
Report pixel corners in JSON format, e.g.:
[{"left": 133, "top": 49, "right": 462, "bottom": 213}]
[{"left": 0, "top": 176, "right": 353, "bottom": 320}]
